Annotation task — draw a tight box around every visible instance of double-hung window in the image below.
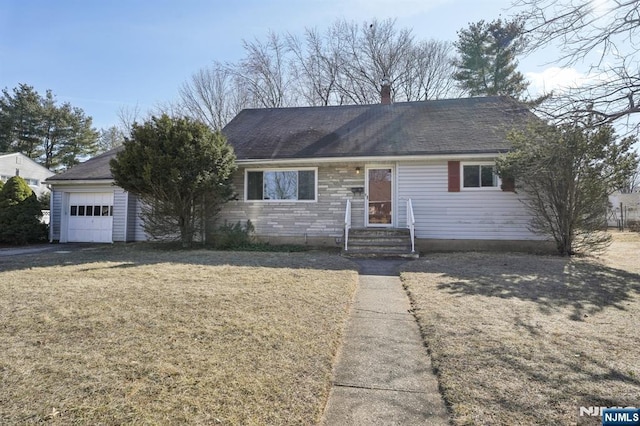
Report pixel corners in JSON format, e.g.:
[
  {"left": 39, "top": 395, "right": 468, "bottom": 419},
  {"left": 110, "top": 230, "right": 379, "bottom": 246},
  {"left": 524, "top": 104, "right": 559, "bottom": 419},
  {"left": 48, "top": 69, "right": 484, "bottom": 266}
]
[
  {"left": 246, "top": 168, "right": 317, "bottom": 201},
  {"left": 462, "top": 163, "right": 499, "bottom": 189}
]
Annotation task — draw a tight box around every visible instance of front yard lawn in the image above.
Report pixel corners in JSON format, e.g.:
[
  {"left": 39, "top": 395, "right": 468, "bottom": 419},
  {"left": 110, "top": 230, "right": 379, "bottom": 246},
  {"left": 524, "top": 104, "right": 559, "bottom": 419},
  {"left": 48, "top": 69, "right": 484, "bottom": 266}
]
[
  {"left": 0, "top": 246, "right": 358, "bottom": 425},
  {"left": 401, "top": 232, "right": 640, "bottom": 425}
]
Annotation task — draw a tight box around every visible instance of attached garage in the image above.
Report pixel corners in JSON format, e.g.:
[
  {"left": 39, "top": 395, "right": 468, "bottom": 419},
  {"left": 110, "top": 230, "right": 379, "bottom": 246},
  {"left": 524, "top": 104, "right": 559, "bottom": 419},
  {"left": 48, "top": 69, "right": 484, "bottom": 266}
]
[
  {"left": 67, "top": 192, "right": 114, "bottom": 243},
  {"left": 45, "top": 148, "right": 137, "bottom": 244}
]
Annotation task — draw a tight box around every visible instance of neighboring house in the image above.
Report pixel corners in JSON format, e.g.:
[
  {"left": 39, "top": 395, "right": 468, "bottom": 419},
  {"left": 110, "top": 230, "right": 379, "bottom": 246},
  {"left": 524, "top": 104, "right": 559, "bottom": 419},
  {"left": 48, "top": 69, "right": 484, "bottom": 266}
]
[
  {"left": 0, "top": 152, "right": 54, "bottom": 198},
  {"left": 608, "top": 192, "right": 640, "bottom": 228},
  {"left": 46, "top": 95, "right": 547, "bottom": 250}
]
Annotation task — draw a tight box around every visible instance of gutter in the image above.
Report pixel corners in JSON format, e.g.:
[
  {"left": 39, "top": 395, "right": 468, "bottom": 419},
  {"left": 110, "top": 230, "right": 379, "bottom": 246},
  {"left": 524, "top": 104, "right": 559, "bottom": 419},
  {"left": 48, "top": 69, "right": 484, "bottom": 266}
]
[
  {"left": 236, "top": 151, "right": 510, "bottom": 165},
  {"left": 44, "top": 179, "right": 116, "bottom": 185}
]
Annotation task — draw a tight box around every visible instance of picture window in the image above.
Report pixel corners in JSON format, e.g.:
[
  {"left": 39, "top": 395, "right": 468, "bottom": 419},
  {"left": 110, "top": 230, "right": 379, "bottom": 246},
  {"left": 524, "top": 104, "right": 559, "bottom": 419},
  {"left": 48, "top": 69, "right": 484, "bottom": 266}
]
[{"left": 246, "top": 169, "right": 316, "bottom": 201}]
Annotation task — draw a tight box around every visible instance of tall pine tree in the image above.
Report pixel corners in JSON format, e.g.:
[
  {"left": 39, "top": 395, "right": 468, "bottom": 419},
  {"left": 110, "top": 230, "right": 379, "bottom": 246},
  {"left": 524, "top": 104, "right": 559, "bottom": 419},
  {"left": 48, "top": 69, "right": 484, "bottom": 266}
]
[
  {"left": 453, "top": 19, "right": 528, "bottom": 98},
  {"left": 0, "top": 85, "right": 42, "bottom": 157},
  {"left": 0, "top": 84, "right": 98, "bottom": 170}
]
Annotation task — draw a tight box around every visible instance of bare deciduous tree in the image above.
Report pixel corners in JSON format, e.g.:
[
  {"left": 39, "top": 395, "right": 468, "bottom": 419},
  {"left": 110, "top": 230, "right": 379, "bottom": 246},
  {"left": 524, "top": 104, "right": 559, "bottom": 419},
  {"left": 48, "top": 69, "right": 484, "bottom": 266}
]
[
  {"left": 620, "top": 163, "right": 640, "bottom": 193},
  {"left": 178, "top": 63, "right": 245, "bottom": 130},
  {"left": 396, "top": 39, "right": 462, "bottom": 101},
  {"left": 332, "top": 19, "right": 416, "bottom": 104},
  {"left": 117, "top": 103, "right": 142, "bottom": 137},
  {"left": 234, "top": 31, "right": 296, "bottom": 108},
  {"left": 178, "top": 18, "right": 460, "bottom": 129},
  {"left": 287, "top": 28, "right": 344, "bottom": 106},
  {"left": 286, "top": 20, "right": 460, "bottom": 106},
  {"left": 97, "top": 126, "right": 124, "bottom": 153},
  {"left": 516, "top": 0, "right": 640, "bottom": 127}
]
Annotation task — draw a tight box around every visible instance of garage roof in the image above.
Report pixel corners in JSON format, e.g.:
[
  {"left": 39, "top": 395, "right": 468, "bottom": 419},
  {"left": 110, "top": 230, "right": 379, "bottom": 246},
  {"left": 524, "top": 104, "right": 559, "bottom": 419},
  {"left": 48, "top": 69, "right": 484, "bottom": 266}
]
[{"left": 46, "top": 146, "right": 122, "bottom": 182}]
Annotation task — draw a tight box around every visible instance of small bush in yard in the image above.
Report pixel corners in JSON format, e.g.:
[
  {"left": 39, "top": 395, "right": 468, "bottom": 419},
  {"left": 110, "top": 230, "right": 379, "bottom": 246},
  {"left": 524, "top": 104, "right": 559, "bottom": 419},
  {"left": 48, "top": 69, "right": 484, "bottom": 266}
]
[
  {"left": 209, "top": 220, "right": 255, "bottom": 249},
  {"left": 208, "top": 220, "right": 308, "bottom": 252},
  {"left": 0, "top": 176, "right": 47, "bottom": 244},
  {"left": 628, "top": 219, "right": 640, "bottom": 232}
]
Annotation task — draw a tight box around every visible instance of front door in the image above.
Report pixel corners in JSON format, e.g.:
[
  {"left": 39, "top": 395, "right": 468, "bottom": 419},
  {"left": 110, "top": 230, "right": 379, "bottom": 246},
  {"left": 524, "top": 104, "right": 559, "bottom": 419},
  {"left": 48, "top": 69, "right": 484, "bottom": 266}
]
[{"left": 366, "top": 167, "right": 393, "bottom": 227}]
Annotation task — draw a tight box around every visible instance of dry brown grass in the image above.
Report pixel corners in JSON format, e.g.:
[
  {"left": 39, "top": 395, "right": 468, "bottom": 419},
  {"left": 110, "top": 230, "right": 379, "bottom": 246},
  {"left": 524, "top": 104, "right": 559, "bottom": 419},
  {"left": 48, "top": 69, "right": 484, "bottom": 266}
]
[
  {"left": 0, "top": 246, "right": 358, "bottom": 425},
  {"left": 401, "top": 231, "right": 640, "bottom": 426}
]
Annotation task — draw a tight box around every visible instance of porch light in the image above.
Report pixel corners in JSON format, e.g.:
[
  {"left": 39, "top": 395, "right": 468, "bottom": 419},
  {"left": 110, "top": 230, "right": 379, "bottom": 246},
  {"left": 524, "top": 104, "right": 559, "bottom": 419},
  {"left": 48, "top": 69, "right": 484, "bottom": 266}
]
[{"left": 356, "top": 167, "right": 361, "bottom": 174}]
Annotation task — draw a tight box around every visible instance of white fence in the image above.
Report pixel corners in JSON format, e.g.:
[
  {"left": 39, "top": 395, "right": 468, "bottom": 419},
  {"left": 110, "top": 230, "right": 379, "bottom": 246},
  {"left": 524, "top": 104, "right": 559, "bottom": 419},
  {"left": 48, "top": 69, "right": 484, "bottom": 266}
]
[{"left": 41, "top": 209, "right": 50, "bottom": 225}]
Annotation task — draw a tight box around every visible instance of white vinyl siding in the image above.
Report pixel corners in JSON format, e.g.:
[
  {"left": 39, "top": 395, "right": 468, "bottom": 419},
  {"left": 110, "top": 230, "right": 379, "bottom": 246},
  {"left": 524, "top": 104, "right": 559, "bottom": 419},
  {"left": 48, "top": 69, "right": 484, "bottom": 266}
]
[
  {"left": 110, "top": 190, "right": 146, "bottom": 242},
  {"left": 0, "top": 153, "right": 54, "bottom": 198},
  {"left": 52, "top": 186, "right": 149, "bottom": 243},
  {"left": 396, "top": 161, "right": 538, "bottom": 240},
  {"left": 112, "top": 189, "right": 128, "bottom": 242},
  {"left": 50, "top": 190, "right": 63, "bottom": 241},
  {"left": 130, "top": 195, "right": 147, "bottom": 241},
  {"left": 220, "top": 161, "right": 538, "bottom": 241}
]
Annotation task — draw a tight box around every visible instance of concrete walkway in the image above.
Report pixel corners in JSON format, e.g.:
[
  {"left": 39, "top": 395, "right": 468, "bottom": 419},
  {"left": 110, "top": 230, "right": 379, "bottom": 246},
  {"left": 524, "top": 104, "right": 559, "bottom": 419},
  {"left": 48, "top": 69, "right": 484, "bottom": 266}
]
[{"left": 322, "top": 259, "right": 450, "bottom": 425}]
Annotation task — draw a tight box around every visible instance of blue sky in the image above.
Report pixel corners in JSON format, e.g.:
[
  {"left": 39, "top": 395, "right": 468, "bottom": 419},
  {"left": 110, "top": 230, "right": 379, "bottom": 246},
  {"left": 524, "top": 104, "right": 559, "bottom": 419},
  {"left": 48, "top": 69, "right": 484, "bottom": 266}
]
[{"left": 1, "top": 0, "right": 565, "bottom": 130}]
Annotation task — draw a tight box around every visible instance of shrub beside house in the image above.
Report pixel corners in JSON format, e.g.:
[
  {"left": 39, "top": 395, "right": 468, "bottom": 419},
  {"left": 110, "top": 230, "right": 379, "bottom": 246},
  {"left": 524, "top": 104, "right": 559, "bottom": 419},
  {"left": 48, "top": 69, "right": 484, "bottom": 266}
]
[{"left": 0, "top": 176, "right": 48, "bottom": 244}]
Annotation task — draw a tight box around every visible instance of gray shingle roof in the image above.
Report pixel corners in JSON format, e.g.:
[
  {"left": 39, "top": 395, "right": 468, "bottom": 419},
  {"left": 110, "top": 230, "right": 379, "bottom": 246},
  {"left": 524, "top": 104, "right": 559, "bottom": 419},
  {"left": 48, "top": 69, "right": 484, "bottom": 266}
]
[
  {"left": 46, "top": 146, "right": 123, "bottom": 181},
  {"left": 46, "top": 97, "right": 536, "bottom": 182},
  {"left": 223, "top": 96, "right": 536, "bottom": 160}
]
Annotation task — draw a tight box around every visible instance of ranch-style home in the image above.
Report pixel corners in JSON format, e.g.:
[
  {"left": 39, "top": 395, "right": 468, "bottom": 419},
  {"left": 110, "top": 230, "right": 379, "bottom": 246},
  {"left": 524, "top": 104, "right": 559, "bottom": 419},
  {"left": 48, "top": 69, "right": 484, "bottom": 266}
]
[{"left": 46, "top": 95, "right": 548, "bottom": 254}]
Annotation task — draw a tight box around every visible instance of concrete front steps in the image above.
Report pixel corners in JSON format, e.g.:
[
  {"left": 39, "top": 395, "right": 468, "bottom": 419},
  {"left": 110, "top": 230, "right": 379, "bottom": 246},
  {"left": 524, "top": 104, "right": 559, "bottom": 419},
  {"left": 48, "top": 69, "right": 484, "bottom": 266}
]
[{"left": 341, "top": 228, "right": 419, "bottom": 259}]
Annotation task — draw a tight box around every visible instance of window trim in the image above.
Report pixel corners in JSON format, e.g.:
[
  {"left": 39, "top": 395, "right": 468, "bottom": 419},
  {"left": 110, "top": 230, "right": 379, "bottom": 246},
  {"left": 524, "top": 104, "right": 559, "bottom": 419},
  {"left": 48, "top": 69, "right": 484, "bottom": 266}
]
[
  {"left": 460, "top": 162, "right": 501, "bottom": 191},
  {"left": 244, "top": 167, "right": 318, "bottom": 202}
]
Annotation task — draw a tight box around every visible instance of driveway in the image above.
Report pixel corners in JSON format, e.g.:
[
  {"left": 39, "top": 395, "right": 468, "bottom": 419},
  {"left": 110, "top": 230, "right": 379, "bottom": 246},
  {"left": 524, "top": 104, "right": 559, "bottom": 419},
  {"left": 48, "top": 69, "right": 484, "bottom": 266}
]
[{"left": 0, "top": 243, "right": 102, "bottom": 257}]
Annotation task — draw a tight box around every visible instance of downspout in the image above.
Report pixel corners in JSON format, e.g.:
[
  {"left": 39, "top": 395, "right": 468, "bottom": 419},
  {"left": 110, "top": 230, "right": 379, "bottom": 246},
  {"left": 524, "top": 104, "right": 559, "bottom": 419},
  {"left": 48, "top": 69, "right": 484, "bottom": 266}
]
[
  {"left": 48, "top": 188, "right": 53, "bottom": 243},
  {"left": 123, "top": 191, "right": 129, "bottom": 243}
]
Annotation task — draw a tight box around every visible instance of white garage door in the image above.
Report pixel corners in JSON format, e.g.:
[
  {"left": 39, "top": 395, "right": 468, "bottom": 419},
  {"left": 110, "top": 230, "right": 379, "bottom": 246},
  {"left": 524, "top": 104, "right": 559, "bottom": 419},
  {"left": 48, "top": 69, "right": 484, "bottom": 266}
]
[{"left": 67, "top": 193, "right": 114, "bottom": 243}]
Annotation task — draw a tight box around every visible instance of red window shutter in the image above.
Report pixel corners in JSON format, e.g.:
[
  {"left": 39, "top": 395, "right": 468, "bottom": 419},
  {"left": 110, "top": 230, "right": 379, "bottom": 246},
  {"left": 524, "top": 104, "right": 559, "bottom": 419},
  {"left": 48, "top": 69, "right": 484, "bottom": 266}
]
[
  {"left": 501, "top": 177, "right": 515, "bottom": 192},
  {"left": 448, "top": 161, "right": 460, "bottom": 192}
]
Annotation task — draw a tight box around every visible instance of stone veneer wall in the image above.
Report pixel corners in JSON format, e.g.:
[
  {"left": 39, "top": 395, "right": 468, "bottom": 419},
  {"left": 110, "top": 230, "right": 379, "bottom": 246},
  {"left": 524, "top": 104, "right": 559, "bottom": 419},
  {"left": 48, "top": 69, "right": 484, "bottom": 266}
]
[{"left": 217, "top": 163, "right": 365, "bottom": 244}]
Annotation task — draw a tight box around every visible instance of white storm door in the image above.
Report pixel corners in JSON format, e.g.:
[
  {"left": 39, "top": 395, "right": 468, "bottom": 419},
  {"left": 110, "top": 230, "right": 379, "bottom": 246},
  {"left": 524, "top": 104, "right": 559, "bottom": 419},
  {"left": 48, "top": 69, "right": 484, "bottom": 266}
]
[{"left": 365, "top": 167, "right": 393, "bottom": 227}]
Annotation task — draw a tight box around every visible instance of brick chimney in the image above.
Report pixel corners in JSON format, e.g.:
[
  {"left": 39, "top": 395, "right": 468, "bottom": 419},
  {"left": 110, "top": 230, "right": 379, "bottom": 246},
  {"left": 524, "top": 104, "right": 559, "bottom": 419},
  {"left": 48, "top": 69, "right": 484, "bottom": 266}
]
[{"left": 380, "top": 76, "right": 391, "bottom": 105}]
